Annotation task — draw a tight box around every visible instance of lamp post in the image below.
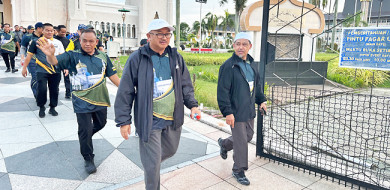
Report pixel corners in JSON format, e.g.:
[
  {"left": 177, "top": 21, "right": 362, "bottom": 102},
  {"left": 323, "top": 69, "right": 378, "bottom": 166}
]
[
  {"left": 118, "top": 8, "right": 130, "bottom": 55},
  {"left": 196, "top": 0, "right": 207, "bottom": 53}
]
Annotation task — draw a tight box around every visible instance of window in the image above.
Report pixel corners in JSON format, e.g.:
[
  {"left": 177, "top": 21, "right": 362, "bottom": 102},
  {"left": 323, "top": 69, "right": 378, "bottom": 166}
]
[
  {"left": 127, "top": 24, "right": 131, "bottom": 38},
  {"left": 107, "top": 22, "right": 110, "bottom": 36},
  {"left": 95, "top": 21, "right": 99, "bottom": 33},
  {"left": 117, "top": 23, "right": 121, "bottom": 37},
  {"left": 112, "top": 23, "right": 116, "bottom": 37},
  {"left": 132, "top": 25, "right": 136, "bottom": 38},
  {"left": 101, "top": 22, "right": 105, "bottom": 33}
]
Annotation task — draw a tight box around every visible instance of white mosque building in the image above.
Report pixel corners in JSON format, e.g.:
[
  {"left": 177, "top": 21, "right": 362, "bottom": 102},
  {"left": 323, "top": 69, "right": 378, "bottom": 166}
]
[{"left": 0, "top": 0, "right": 174, "bottom": 48}]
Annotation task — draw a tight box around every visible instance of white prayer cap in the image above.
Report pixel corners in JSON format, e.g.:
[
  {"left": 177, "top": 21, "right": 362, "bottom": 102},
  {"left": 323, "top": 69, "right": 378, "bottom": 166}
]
[{"left": 234, "top": 32, "right": 252, "bottom": 43}]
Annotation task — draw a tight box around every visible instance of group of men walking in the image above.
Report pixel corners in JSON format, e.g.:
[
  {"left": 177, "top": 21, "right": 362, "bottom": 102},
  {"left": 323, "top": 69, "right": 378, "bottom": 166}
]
[{"left": 1, "top": 18, "right": 267, "bottom": 189}]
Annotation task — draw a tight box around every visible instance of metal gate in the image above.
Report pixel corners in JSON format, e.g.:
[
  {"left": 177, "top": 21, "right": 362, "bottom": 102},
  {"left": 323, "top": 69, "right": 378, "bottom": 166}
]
[{"left": 256, "top": 0, "right": 390, "bottom": 189}]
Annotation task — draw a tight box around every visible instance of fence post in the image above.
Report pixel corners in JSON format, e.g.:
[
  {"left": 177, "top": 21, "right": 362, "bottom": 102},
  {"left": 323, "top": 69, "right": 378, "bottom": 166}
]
[{"left": 257, "top": 0, "right": 270, "bottom": 157}]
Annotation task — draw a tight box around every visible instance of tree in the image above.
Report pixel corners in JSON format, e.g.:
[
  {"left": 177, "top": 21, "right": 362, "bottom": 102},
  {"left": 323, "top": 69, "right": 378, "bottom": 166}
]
[
  {"left": 192, "top": 21, "right": 200, "bottom": 35},
  {"left": 309, "top": 0, "right": 328, "bottom": 9},
  {"left": 173, "top": 22, "right": 191, "bottom": 42},
  {"left": 219, "top": 0, "right": 248, "bottom": 34},
  {"left": 204, "top": 12, "right": 219, "bottom": 48},
  {"left": 176, "top": 0, "right": 180, "bottom": 48},
  {"left": 180, "top": 22, "right": 191, "bottom": 41},
  {"left": 219, "top": 9, "right": 234, "bottom": 49},
  {"left": 343, "top": 12, "right": 368, "bottom": 27}
]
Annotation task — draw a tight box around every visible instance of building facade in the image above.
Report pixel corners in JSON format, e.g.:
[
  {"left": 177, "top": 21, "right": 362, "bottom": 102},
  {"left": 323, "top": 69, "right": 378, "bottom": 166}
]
[
  {"left": 0, "top": 0, "right": 174, "bottom": 48},
  {"left": 323, "top": 0, "right": 390, "bottom": 47}
]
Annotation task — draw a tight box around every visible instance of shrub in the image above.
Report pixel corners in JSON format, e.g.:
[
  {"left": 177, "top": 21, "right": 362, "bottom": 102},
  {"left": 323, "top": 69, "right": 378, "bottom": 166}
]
[
  {"left": 180, "top": 51, "right": 231, "bottom": 66},
  {"left": 316, "top": 53, "right": 390, "bottom": 88}
]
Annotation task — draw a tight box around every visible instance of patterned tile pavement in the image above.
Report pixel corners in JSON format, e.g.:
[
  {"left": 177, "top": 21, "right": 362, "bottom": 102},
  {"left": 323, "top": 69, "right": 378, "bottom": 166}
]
[{"left": 0, "top": 57, "right": 360, "bottom": 190}]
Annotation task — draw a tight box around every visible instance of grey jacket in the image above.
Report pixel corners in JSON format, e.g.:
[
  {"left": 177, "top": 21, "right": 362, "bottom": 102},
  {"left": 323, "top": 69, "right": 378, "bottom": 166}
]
[
  {"left": 114, "top": 44, "right": 198, "bottom": 142},
  {"left": 14, "top": 30, "right": 23, "bottom": 43}
]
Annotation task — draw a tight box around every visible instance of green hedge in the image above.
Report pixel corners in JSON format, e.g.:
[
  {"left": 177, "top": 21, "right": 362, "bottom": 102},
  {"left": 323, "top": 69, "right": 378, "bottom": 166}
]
[{"left": 180, "top": 51, "right": 231, "bottom": 66}]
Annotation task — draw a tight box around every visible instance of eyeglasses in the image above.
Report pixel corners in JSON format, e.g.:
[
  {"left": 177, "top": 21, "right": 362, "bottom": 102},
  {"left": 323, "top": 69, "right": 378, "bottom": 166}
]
[{"left": 149, "top": 32, "right": 172, "bottom": 39}]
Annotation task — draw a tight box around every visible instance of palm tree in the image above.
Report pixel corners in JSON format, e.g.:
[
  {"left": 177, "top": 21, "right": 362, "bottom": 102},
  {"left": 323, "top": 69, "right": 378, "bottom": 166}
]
[
  {"left": 343, "top": 12, "right": 368, "bottom": 27},
  {"left": 310, "top": 0, "right": 328, "bottom": 9},
  {"left": 191, "top": 21, "right": 206, "bottom": 47},
  {"left": 180, "top": 22, "right": 191, "bottom": 41},
  {"left": 219, "top": 0, "right": 247, "bottom": 34},
  {"left": 204, "top": 12, "right": 219, "bottom": 48},
  {"left": 219, "top": 9, "right": 234, "bottom": 49}
]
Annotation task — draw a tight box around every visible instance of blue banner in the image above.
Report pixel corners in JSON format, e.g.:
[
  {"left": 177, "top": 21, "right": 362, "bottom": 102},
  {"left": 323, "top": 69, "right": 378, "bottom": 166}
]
[{"left": 339, "top": 27, "right": 390, "bottom": 71}]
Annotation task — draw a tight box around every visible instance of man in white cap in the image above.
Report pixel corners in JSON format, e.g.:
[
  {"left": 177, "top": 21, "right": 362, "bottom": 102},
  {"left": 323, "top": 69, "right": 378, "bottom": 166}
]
[
  {"left": 217, "top": 32, "right": 267, "bottom": 186},
  {"left": 114, "top": 19, "right": 201, "bottom": 190}
]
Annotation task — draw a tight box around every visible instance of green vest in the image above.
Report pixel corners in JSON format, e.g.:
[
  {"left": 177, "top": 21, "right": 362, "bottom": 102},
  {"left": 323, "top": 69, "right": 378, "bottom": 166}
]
[
  {"left": 71, "top": 51, "right": 111, "bottom": 107},
  {"left": 0, "top": 32, "right": 16, "bottom": 52}
]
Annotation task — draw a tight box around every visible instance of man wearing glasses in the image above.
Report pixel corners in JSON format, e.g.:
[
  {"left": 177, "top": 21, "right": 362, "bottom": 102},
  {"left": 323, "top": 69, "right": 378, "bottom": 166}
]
[
  {"left": 217, "top": 32, "right": 267, "bottom": 186},
  {"left": 115, "top": 19, "right": 201, "bottom": 190}
]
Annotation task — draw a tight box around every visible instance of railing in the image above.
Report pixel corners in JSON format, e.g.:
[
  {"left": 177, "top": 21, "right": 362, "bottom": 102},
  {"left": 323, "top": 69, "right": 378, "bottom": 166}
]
[{"left": 261, "top": 86, "right": 390, "bottom": 189}]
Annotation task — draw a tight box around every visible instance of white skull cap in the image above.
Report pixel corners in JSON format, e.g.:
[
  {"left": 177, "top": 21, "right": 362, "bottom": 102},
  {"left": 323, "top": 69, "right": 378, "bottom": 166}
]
[{"left": 234, "top": 32, "right": 252, "bottom": 43}]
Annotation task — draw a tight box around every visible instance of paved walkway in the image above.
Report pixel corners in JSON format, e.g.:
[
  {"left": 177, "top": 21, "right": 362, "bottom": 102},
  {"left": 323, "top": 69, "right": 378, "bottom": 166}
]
[{"left": 0, "top": 58, "right": 355, "bottom": 190}]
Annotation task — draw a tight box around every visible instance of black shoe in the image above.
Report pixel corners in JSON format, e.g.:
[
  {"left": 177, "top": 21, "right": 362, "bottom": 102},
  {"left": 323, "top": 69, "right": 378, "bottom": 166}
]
[
  {"left": 65, "top": 95, "right": 71, "bottom": 99},
  {"left": 84, "top": 159, "right": 97, "bottom": 174},
  {"left": 232, "top": 171, "right": 250, "bottom": 186},
  {"left": 5, "top": 68, "right": 10, "bottom": 72},
  {"left": 11, "top": 69, "right": 18, "bottom": 73},
  {"left": 39, "top": 107, "right": 46, "bottom": 118},
  {"left": 218, "top": 138, "right": 228, "bottom": 160},
  {"left": 48, "top": 107, "right": 58, "bottom": 116}
]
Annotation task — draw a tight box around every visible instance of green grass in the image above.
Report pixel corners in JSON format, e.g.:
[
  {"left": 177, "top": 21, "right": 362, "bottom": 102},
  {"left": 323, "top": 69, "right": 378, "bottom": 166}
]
[
  {"left": 111, "top": 56, "right": 129, "bottom": 78},
  {"left": 188, "top": 65, "right": 221, "bottom": 83},
  {"left": 193, "top": 79, "right": 218, "bottom": 109},
  {"left": 377, "top": 79, "right": 390, "bottom": 88}
]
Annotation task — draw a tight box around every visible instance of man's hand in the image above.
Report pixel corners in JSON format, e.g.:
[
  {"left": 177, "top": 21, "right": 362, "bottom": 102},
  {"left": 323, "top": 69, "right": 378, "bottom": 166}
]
[
  {"left": 190, "top": 107, "right": 201, "bottom": 120},
  {"left": 36, "top": 38, "right": 55, "bottom": 56},
  {"left": 120, "top": 124, "right": 131, "bottom": 140},
  {"left": 260, "top": 102, "right": 267, "bottom": 115},
  {"left": 63, "top": 69, "right": 69, "bottom": 76},
  {"left": 226, "top": 114, "right": 235, "bottom": 128},
  {"left": 22, "top": 67, "right": 28, "bottom": 77}
]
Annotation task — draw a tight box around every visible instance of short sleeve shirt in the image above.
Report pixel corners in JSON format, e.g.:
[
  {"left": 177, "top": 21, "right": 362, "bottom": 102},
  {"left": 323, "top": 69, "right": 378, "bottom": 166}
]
[
  {"left": 28, "top": 38, "right": 65, "bottom": 74},
  {"left": 56, "top": 49, "right": 117, "bottom": 113}
]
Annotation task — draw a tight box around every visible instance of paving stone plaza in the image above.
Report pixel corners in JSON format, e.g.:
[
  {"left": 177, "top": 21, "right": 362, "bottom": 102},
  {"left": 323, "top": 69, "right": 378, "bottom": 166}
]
[{"left": 0, "top": 57, "right": 365, "bottom": 189}]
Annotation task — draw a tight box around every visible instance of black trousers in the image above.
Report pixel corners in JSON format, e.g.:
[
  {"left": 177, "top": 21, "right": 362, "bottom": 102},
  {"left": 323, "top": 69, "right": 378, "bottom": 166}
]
[
  {"left": 15, "top": 46, "right": 19, "bottom": 57},
  {"left": 36, "top": 72, "right": 61, "bottom": 108},
  {"left": 1, "top": 52, "right": 16, "bottom": 69},
  {"left": 76, "top": 108, "right": 107, "bottom": 161},
  {"left": 63, "top": 72, "right": 71, "bottom": 97}
]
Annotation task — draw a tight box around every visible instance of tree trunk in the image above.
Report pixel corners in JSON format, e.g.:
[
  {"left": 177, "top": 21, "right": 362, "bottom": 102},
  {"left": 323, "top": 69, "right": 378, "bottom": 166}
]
[
  {"left": 235, "top": 10, "right": 240, "bottom": 34},
  {"left": 176, "top": 0, "right": 180, "bottom": 48},
  {"left": 224, "top": 30, "right": 227, "bottom": 49},
  {"left": 331, "top": 0, "right": 338, "bottom": 50}
]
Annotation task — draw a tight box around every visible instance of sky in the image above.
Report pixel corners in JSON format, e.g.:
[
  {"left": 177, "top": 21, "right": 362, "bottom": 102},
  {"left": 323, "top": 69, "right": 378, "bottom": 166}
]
[{"left": 90, "top": 0, "right": 346, "bottom": 26}]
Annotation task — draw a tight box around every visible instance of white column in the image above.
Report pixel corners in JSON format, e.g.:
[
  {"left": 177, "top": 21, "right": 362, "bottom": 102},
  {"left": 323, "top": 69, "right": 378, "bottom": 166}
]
[
  {"left": 20, "top": 0, "right": 36, "bottom": 25},
  {"left": 11, "top": 0, "right": 18, "bottom": 26}
]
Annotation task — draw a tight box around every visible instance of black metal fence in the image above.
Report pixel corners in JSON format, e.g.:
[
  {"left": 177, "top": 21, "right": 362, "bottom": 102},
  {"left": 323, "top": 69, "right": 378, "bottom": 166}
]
[{"left": 261, "top": 86, "right": 390, "bottom": 189}]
